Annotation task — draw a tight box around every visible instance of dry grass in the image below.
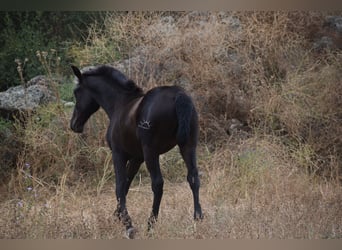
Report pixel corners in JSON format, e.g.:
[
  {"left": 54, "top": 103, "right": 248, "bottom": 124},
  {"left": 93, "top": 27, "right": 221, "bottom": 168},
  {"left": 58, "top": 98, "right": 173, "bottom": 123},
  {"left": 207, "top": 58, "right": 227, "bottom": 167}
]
[
  {"left": 1, "top": 11, "right": 341, "bottom": 239},
  {"left": 1, "top": 139, "right": 341, "bottom": 239}
]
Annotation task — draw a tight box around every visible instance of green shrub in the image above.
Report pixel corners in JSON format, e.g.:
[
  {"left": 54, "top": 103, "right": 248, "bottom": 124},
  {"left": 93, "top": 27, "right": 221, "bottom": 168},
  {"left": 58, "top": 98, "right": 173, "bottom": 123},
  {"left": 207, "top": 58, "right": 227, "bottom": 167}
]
[
  {"left": 58, "top": 82, "right": 75, "bottom": 102},
  {"left": 0, "top": 11, "right": 105, "bottom": 91}
]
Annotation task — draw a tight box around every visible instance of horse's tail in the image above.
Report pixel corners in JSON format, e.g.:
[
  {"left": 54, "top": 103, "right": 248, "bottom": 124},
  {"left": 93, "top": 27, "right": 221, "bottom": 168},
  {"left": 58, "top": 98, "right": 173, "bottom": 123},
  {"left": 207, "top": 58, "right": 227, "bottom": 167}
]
[{"left": 175, "top": 92, "right": 196, "bottom": 145}]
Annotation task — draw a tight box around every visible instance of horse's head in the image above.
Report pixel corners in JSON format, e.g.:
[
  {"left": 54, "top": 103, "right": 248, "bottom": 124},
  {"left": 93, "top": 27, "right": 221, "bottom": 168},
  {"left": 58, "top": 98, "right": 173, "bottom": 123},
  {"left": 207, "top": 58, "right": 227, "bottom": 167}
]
[{"left": 70, "top": 65, "right": 100, "bottom": 133}]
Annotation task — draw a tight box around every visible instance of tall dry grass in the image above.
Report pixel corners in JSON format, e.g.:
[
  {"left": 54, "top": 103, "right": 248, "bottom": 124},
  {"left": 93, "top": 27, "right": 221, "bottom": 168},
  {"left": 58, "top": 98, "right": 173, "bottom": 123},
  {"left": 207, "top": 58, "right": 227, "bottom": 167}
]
[
  {"left": 1, "top": 137, "right": 341, "bottom": 239},
  {"left": 1, "top": 11, "right": 341, "bottom": 239}
]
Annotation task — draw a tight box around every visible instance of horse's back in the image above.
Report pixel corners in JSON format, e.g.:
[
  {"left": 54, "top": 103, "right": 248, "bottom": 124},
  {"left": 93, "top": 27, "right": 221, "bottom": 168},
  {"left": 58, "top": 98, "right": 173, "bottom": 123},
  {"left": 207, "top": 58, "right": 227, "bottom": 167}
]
[
  {"left": 137, "top": 86, "right": 194, "bottom": 153},
  {"left": 138, "top": 85, "right": 182, "bottom": 117}
]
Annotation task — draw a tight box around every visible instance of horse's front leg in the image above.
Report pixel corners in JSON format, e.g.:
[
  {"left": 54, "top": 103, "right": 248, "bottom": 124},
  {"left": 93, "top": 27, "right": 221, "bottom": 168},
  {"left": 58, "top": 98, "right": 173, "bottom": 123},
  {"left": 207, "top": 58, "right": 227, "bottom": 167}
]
[
  {"left": 112, "top": 151, "right": 136, "bottom": 238},
  {"left": 125, "top": 158, "right": 144, "bottom": 195}
]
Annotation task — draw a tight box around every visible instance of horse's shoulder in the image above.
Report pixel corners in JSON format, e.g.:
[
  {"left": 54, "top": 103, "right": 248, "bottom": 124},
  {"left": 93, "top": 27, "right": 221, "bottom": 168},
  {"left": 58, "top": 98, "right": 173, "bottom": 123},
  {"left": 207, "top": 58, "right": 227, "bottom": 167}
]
[{"left": 127, "top": 96, "right": 144, "bottom": 121}]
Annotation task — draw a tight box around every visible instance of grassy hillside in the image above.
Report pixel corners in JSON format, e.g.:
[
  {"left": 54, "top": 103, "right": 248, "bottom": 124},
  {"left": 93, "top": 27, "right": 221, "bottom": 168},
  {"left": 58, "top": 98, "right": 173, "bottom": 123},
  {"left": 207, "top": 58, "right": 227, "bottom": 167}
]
[{"left": 0, "top": 11, "right": 341, "bottom": 239}]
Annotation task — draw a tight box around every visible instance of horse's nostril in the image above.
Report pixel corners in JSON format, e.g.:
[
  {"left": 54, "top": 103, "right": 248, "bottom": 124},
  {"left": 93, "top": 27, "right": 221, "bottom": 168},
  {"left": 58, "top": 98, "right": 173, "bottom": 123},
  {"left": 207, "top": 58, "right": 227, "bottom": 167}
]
[
  {"left": 73, "top": 125, "right": 83, "bottom": 133},
  {"left": 70, "top": 119, "right": 76, "bottom": 131},
  {"left": 70, "top": 119, "right": 83, "bottom": 133}
]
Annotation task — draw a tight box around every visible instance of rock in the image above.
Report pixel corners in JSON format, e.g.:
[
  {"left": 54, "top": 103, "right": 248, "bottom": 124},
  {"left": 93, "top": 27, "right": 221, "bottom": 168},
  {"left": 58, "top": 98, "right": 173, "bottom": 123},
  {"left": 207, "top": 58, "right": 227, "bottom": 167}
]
[
  {"left": 182, "top": 11, "right": 211, "bottom": 25},
  {"left": 63, "top": 101, "right": 75, "bottom": 108},
  {"left": 324, "top": 16, "right": 342, "bottom": 33},
  {"left": 160, "top": 16, "right": 175, "bottom": 25},
  {"left": 0, "top": 121, "right": 22, "bottom": 179},
  {"left": 0, "top": 85, "right": 54, "bottom": 111},
  {"left": 226, "top": 118, "right": 251, "bottom": 140},
  {"left": 220, "top": 15, "right": 241, "bottom": 30},
  {"left": 226, "top": 118, "right": 244, "bottom": 135},
  {"left": 0, "top": 78, "right": 56, "bottom": 117},
  {"left": 27, "top": 75, "right": 51, "bottom": 86},
  {"left": 313, "top": 36, "right": 335, "bottom": 50},
  {"left": 312, "top": 15, "right": 342, "bottom": 51}
]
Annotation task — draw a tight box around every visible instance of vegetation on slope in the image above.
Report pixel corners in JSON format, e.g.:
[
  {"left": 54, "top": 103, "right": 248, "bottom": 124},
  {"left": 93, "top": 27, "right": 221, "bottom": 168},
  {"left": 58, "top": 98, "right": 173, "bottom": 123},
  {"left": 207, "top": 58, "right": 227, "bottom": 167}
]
[{"left": 0, "top": 11, "right": 341, "bottom": 239}]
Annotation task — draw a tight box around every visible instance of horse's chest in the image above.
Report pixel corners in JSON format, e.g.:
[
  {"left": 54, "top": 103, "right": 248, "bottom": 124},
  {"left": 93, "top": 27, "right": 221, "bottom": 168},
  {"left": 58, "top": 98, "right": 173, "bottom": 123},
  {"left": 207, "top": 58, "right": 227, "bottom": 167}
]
[{"left": 110, "top": 118, "right": 142, "bottom": 156}]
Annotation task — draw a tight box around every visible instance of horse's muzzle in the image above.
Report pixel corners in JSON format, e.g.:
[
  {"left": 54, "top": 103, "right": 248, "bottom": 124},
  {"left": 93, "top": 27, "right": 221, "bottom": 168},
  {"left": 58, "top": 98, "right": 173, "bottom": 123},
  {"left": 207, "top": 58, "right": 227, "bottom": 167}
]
[{"left": 70, "top": 119, "right": 84, "bottom": 133}]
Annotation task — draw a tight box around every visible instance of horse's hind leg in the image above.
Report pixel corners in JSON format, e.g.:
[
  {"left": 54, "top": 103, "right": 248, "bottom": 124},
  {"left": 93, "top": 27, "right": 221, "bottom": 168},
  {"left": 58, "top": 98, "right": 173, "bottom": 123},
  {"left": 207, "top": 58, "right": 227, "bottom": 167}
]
[
  {"left": 179, "top": 144, "right": 203, "bottom": 220},
  {"left": 143, "top": 146, "right": 164, "bottom": 230}
]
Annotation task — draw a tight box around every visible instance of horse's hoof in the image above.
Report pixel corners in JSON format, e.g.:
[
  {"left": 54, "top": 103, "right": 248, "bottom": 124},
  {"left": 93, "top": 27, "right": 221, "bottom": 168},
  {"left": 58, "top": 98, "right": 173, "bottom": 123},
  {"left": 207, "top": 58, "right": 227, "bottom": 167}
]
[
  {"left": 194, "top": 211, "right": 204, "bottom": 221},
  {"left": 113, "top": 209, "right": 121, "bottom": 221},
  {"left": 125, "top": 227, "right": 137, "bottom": 239},
  {"left": 147, "top": 214, "right": 158, "bottom": 232}
]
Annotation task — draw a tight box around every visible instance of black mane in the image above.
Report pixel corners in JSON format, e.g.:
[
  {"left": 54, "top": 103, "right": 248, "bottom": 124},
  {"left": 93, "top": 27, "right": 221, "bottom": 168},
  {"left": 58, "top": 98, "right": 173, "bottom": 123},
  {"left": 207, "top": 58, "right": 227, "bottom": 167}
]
[{"left": 83, "top": 65, "right": 143, "bottom": 94}]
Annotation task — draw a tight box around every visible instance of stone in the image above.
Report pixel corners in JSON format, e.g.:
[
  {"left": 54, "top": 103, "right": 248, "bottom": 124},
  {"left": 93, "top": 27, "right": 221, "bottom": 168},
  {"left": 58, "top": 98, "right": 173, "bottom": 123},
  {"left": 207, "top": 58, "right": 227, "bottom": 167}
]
[
  {"left": 313, "top": 36, "right": 334, "bottom": 50},
  {"left": 313, "top": 15, "right": 342, "bottom": 51},
  {"left": 63, "top": 101, "right": 75, "bottom": 108},
  {"left": 0, "top": 77, "right": 56, "bottom": 117},
  {"left": 324, "top": 16, "right": 342, "bottom": 33},
  {"left": 27, "top": 75, "right": 51, "bottom": 86}
]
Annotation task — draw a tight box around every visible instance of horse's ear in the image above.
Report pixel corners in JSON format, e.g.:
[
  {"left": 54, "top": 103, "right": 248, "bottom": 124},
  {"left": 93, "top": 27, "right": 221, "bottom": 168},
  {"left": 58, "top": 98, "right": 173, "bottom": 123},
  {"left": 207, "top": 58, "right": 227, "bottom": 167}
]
[{"left": 71, "top": 65, "right": 82, "bottom": 81}]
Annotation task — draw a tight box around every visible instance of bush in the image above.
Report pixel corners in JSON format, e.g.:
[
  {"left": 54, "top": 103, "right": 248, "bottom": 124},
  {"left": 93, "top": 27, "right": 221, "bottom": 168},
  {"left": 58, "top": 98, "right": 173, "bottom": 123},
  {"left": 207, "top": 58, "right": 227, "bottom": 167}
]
[
  {"left": 1, "top": 11, "right": 342, "bottom": 239},
  {"left": 0, "top": 11, "right": 105, "bottom": 91},
  {"left": 70, "top": 11, "right": 341, "bottom": 179},
  {"left": 0, "top": 117, "right": 21, "bottom": 183}
]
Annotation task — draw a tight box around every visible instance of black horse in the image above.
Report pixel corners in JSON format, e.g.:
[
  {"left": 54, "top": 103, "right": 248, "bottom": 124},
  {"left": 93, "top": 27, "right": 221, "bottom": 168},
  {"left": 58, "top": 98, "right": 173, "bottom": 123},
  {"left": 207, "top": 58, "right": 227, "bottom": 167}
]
[{"left": 70, "top": 65, "right": 203, "bottom": 238}]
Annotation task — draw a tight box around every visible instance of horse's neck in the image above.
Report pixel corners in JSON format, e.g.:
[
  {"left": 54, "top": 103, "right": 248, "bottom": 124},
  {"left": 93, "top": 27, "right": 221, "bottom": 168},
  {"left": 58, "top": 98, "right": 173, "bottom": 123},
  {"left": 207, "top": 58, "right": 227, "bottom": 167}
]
[
  {"left": 97, "top": 90, "right": 142, "bottom": 119},
  {"left": 92, "top": 87, "right": 117, "bottom": 118}
]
